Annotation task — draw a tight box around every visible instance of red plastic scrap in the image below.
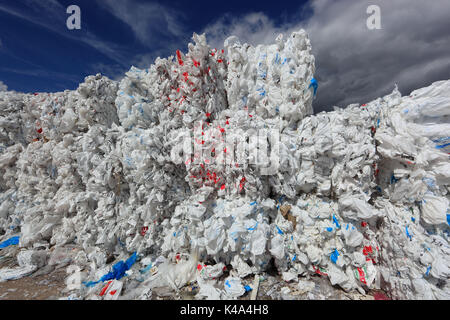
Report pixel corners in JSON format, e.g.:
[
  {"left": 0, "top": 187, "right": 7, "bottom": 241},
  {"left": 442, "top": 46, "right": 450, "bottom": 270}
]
[
  {"left": 99, "top": 280, "right": 113, "bottom": 296},
  {"left": 197, "top": 263, "right": 206, "bottom": 271},
  {"left": 176, "top": 50, "right": 184, "bottom": 66},
  {"left": 357, "top": 268, "right": 367, "bottom": 284},
  {"left": 374, "top": 168, "right": 380, "bottom": 177},
  {"left": 312, "top": 265, "right": 328, "bottom": 277},
  {"left": 363, "top": 246, "right": 373, "bottom": 256},
  {"left": 140, "top": 226, "right": 148, "bottom": 236},
  {"left": 239, "top": 177, "right": 246, "bottom": 191}
]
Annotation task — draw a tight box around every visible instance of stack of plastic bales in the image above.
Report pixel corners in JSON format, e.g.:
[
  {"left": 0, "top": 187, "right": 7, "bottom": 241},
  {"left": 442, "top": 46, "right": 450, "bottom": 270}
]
[
  {"left": 0, "top": 29, "right": 448, "bottom": 300},
  {"left": 0, "top": 74, "right": 119, "bottom": 250}
]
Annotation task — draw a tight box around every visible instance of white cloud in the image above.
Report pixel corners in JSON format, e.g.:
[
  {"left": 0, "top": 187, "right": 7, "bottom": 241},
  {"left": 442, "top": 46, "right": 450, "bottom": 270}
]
[
  {"left": 0, "top": 81, "right": 8, "bottom": 92},
  {"left": 89, "top": 63, "right": 125, "bottom": 82},
  {"left": 203, "top": 12, "right": 287, "bottom": 50},
  {"left": 202, "top": 0, "right": 450, "bottom": 112},
  {"left": 97, "top": 0, "right": 186, "bottom": 46}
]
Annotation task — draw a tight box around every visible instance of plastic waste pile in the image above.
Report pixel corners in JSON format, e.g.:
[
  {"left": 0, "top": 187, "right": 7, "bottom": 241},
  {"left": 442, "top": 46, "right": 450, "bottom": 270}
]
[{"left": 0, "top": 29, "right": 449, "bottom": 300}]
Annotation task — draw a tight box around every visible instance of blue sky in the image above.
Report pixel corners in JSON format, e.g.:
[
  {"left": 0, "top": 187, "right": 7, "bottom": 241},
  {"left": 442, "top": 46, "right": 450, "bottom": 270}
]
[{"left": 1, "top": 0, "right": 449, "bottom": 112}]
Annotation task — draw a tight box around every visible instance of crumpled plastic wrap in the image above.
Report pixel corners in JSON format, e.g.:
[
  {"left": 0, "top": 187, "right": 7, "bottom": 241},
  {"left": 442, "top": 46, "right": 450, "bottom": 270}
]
[
  {"left": 0, "top": 29, "right": 449, "bottom": 300},
  {"left": 224, "top": 30, "right": 315, "bottom": 129}
]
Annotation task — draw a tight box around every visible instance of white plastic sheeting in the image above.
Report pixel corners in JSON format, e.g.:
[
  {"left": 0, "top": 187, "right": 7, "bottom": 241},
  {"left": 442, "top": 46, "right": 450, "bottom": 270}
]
[{"left": 0, "top": 30, "right": 449, "bottom": 300}]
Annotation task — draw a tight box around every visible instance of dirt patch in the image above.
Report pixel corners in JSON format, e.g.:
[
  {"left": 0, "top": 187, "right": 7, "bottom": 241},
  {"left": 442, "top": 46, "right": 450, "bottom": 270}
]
[
  {"left": 0, "top": 268, "right": 67, "bottom": 300},
  {"left": 0, "top": 249, "right": 68, "bottom": 300}
]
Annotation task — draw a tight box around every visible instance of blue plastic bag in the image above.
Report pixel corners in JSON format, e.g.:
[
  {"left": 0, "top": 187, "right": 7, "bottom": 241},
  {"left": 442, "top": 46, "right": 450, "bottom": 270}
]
[
  {"left": 308, "top": 78, "right": 318, "bottom": 96},
  {"left": 330, "top": 249, "right": 340, "bottom": 264},
  {"left": 0, "top": 236, "right": 19, "bottom": 249},
  {"left": 332, "top": 215, "right": 341, "bottom": 229},
  {"left": 84, "top": 252, "right": 138, "bottom": 287},
  {"left": 405, "top": 226, "right": 412, "bottom": 240}
]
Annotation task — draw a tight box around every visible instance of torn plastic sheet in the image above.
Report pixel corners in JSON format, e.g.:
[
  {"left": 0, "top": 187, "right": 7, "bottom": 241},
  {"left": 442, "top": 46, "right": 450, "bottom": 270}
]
[
  {"left": 0, "top": 265, "right": 36, "bottom": 282},
  {"left": 0, "top": 249, "right": 47, "bottom": 282},
  {"left": 99, "top": 280, "right": 123, "bottom": 300},
  {"left": 224, "top": 277, "right": 246, "bottom": 298}
]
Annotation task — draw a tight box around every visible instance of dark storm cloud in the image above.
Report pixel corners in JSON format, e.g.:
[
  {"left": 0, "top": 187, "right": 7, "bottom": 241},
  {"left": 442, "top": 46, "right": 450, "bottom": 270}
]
[{"left": 204, "top": 0, "right": 450, "bottom": 112}]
